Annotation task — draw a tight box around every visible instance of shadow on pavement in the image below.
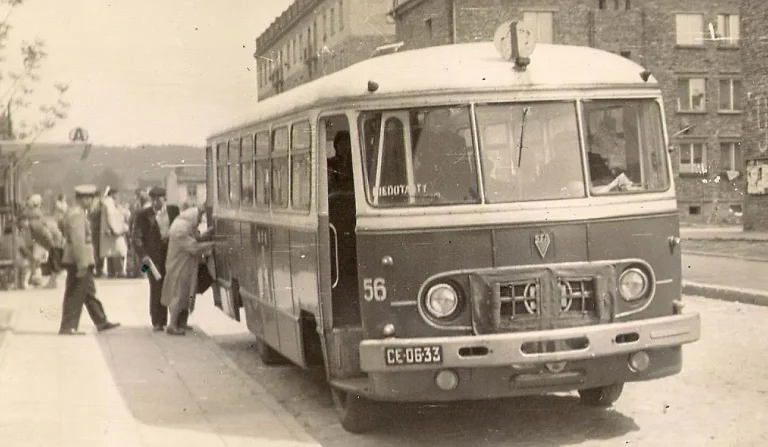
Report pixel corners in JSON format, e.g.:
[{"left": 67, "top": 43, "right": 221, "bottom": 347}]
[
  {"left": 95, "top": 325, "right": 306, "bottom": 443},
  {"left": 213, "top": 334, "right": 641, "bottom": 447}
]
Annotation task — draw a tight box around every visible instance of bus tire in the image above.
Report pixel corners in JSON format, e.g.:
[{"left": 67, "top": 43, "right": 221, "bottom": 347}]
[
  {"left": 256, "top": 338, "right": 288, "bottom": 366},
  {"left": 331, "top": 388, "right": 379, "bottom": 433},
  {"left": 578, "top": 382, "right": 624, "bottom": 408}
]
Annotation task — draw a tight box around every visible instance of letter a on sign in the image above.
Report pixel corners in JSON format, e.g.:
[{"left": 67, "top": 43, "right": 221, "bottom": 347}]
[{"left": 69, "top": 127, "right": 89, "bottom": 143}]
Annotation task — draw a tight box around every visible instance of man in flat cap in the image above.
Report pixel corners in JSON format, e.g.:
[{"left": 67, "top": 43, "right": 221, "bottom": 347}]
[
  {"left": 131, "top": 186, "right": 180, "bottom": 331},
  {"left": 58, "top": 184, "right": 120, "bottom": 335}
]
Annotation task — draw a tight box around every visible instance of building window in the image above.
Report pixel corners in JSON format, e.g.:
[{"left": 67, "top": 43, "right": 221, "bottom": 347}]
[
  {"left": 522, "top": 11, "right": 554, "bottom": 44},
  {"left": 675, "top": 14, "right": 704, "bottom": 45},
  {"left": 425, "top": 18, "right": 433, "bottom": 39},
  {"left": 625, "top": 0, "right": 631, "bottom": 9},
  {"left": 677, "top": 78, "right": 706, "bottom": 112},
  {"left": 614, "top": 0, "right": 619, "bottom": 9},
  {"left": 598, "top": 0, "right": 606, "bottom": 9},
  {"left": 730, "top": 204, "right": 742, "bottom": 214},
  {"left": 339, "top": 0, "right": 344, "bottom": 30},
  {"left": 689, "top": 205, "right": 701, "bottom": 215},
  {"left": 717, "top": 14, "right": 740, "bottom": 45},
  {"left": 323, "top": 11, "right": 327, "bottom": 41},
  {"left": 330, "top": 7, "right": 335, "bottom": 35},
  {"left": 720, "top": 142, "right": 743, "bottom": 171},
  {"left": 679, "top": 142, "right": 707, "bottom": 174},
  {"left": 718, "top": 79, "right": 742, "bottom": 111}
]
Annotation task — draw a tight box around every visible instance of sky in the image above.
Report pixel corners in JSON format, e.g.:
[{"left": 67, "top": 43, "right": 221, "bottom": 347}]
[{"left": 7, "top": 0, "right": 291, "bottom": 146}]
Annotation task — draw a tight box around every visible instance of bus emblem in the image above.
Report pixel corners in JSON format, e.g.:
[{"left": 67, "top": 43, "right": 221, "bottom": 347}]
[{"left": 534, "top": 232, "right": 551, "bottom": 258}]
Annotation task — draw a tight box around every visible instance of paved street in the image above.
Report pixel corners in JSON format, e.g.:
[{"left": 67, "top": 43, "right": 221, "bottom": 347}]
[
  {"left": 682, "top": 253, "right": 768, "bottom": 291},
  {"left": 1, "top": 268, "right": 767, "bottom": 446},
  {"left": 204, "top": 295, "right": 768, "bottom": 447}
]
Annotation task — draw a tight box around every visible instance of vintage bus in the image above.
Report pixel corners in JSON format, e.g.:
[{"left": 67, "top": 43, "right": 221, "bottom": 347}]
[{"left": 205, "top": 22, "right": 700, "bottom": 433}]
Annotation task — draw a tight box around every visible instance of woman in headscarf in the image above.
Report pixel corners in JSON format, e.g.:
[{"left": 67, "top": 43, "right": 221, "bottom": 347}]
[{"left": 160, "top": 206, "right": 213, "bottom": 335}]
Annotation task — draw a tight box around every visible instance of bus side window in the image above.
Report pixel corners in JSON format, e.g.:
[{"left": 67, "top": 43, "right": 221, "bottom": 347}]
[
  {"left": 271, "top": 127, "right": 289, "bottom": 208},
  {"left": 216, "top": 142, "right": 228, "bottom": 206},
  {"left": 291, "top": 121, "right": 312, "bottom": 210},
  {"left": 228, "top": 139, "right": 241, "bottom": 206},
  {"left": 255, "top": 131, "right": 270, "bottom": 206},
  {"left": 241, "top": 134, "right": 255, "bottom": 206}
]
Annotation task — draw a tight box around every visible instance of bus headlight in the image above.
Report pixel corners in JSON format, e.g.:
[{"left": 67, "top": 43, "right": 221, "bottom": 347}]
[
  {"left": 618, "top": 268, "right": 650, "bottom": 301},
  {"left": 424, "top": 283, "right": 460, "bottom": 319}
]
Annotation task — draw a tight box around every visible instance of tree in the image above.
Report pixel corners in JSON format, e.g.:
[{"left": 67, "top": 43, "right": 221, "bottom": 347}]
[
  {"left": 94, "top": 167, "right": 123, "bottom": 192},
  {"left": 0, "top": 0, "right": 71, "bottom": 142}
]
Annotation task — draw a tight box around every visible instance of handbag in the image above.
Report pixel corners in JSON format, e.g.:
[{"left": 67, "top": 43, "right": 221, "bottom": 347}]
[{"left": 196, "top": 261, "right": 214, "bottom": 294}]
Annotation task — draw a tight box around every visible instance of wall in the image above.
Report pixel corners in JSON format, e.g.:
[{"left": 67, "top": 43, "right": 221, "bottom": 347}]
[
  {"left": 256, "top": 0, "right": 396, "bottom": 101},
  {"left": 741, "top": 0, "right": 768, "bottom": 230},
  {"left": 393, "top": 0, "right": 745, "bottom": 224}
]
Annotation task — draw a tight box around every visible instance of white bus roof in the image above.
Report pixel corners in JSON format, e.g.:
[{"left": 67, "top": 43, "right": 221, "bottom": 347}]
[{"left": 210, "top": 42, "right": 658, "bottom": 139}]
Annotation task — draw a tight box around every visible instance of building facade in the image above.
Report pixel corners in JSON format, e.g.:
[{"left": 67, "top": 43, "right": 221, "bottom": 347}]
[
  {"left": 255, "top": 0, "right": 396, "bottom": 101},
  {"left": 391, "top": 0, "right": 745, "bottom": 224},
  {"left": 740, "top": 0, "right": 768, "bottom": 230},
  {"left": 164, "top": 166, "right": 207, "bottom": 208}
]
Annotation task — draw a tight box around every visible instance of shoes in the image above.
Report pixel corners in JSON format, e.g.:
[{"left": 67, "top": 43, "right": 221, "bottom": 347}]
[
  {"left": 59, "top": 328, "right": 85, "bottom": 335},
  {"left": 97, "top": 322, "right": 121, "bottom": 332},
  {"left": 180, "top": 325, "right": 193, "bottom": 331},
  {"left": 165, "top": 326, "right": 185, "bottom": 336},
  {"left": 152, "top": 325, "right": 165, "bottom": 332}
]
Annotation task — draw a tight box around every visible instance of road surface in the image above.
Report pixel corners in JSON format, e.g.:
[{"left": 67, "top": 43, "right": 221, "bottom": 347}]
[{"left": 194, "top": 294, "right": 768, "bottom": 447}]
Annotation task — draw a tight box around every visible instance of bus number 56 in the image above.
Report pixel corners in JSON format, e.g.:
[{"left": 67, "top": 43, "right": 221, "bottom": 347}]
[{"left": 363, "top": 278, "right": 387, "bottom": 302}]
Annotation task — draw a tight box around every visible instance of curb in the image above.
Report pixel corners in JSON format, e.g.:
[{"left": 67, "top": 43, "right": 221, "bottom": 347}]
[
  {"left": 682, "top": 237, "right": 768, "bottom": 242},
  {"left": 682, "top": 250, "right": 768, "bottom": 263},
  {"left": 682, "top": 281, "right": 768, "bottom": 307},
  {"left": 198, "top": 331, "right": 322, "bottom": 446}
]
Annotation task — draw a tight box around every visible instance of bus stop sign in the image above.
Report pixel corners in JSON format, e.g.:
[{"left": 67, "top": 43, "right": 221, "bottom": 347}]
[{"left": 69, "top": 127, "right": 89, "bottom": 143}]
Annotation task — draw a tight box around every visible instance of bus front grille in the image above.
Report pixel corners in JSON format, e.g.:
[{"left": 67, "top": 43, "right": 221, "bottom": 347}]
[{"left": 492, "top": 277, "right": 599, "bottom": 332}]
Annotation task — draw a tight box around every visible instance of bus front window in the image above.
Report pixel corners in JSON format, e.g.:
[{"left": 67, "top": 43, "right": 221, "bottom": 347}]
[
  {"left": 360, "top": 106, "right": 480, "bottom": 207},
  {"left": 583, "top": 99, "right": 670, "bottom": 195},
  {"left": 475, "top": 101, "right": 585, "bottom": 202}
]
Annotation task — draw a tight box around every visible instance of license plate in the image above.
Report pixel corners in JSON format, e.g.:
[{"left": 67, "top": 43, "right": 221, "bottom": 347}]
[{"left": 384, "top": 346, "right": 443, "bottom": 366}]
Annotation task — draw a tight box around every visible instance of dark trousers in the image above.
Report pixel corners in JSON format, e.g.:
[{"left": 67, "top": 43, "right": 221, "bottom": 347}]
[
  {"left": 148, "top": 274, "right": 168, "bottom": 327},
  {"left": 59, "top": 266, "right": 109, "bottom": 332}
]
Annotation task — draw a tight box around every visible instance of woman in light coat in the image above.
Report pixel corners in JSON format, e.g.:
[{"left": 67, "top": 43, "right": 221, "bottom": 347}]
[
  {"left": 99, "top": 188, "right": 128, "bottom": 277},
  {"left": 161, "top": 206, "right": 213, "bottom": 335}
]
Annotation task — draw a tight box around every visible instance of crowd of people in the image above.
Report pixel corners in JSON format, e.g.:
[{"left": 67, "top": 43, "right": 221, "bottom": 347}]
[{"left": 0, "top": 185, "right": 215, "bottom": 337}]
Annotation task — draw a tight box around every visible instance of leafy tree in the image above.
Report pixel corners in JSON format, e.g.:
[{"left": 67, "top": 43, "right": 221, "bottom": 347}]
[
  {"left": 94, "top": 167, "right": 123, "bottom": 192},
  {"left": 0, "top": 0, "right": 71, "bottom": 143}
]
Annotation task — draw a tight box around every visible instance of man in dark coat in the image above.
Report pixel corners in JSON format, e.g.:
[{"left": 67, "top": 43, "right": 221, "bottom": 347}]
[
  {"left": 131, "top": 187, "right": 180, "bottom": 331},
  {"left": 58, "top": 184, "right": 120, "bottom": 335}
]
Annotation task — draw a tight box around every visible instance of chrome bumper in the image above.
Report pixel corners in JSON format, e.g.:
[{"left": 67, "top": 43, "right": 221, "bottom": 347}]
[{"left": 359, "top": 313, "right": 700, "bottom": 373}]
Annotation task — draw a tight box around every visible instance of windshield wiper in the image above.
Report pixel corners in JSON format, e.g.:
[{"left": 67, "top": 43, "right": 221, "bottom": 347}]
[{"left": 518, "top": 107, "right": 530, "bottom": 167}]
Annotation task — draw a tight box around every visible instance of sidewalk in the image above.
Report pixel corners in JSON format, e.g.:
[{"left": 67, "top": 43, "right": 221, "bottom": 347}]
[
  {"left": 0, "top": 280, "right": 321, "bottom": 447},
  {"left": 680, "top": 225, "right": 768, "bottom": 241},
  {"left": 682, "top": 253, "right": 768, "bottom": 307}
]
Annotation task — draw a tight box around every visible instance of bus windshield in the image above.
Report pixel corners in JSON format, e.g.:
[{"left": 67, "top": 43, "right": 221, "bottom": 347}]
[{"left": 359, "top": 99, "right": 669, "bottom": 208}]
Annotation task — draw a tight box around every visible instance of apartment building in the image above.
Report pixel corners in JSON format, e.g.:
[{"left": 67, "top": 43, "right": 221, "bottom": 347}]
[
  {"left": 391, "top": 0, "right": 745, "bottom": 224},
  {"left": 740, "top": 0, "right": 768, "bottom": 230},
  {"left": 254, "top": 0, "right": 396, "bottom": 101}
]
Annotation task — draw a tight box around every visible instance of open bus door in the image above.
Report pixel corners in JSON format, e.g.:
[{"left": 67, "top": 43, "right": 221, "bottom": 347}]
[{"left": 206, "top": 143, "right": 240, "bottom": 321}]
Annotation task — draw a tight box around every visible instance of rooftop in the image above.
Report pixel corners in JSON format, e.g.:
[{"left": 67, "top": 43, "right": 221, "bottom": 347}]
[{"left": 212, "top": 42, "right": 658, "bottom": 138}]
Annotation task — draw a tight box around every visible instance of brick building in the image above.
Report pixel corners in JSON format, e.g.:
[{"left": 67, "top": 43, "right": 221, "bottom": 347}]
[
  {"left": 255, "top": 0, "right": 396, "bottom": 101},
  {"left": 391, "top": 0, "right": 745, "bottom": 224},
  {"left": 740, "top": 0, "right": 768, "bottom": 230}
]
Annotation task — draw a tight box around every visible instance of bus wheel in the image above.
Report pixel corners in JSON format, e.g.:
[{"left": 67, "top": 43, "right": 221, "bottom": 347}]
[
  {"left": 331, "top": 388, "right": 379, "bottom": 433},
  {"left": 255, "top": 338, "right": 288, "bottom": 365},
  {"left": 578, "top": 382, "right": 624, "bottom": 408}
]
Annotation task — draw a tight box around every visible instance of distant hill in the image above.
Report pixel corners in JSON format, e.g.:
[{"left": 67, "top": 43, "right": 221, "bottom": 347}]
[{"left": 27, "top": 144, "right": 206, "bottom": 196}]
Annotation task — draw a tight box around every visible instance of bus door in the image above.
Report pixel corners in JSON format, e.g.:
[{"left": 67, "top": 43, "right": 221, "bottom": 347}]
[{"left": 321, "top": 114, "right": 360, "bottom": 328}]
